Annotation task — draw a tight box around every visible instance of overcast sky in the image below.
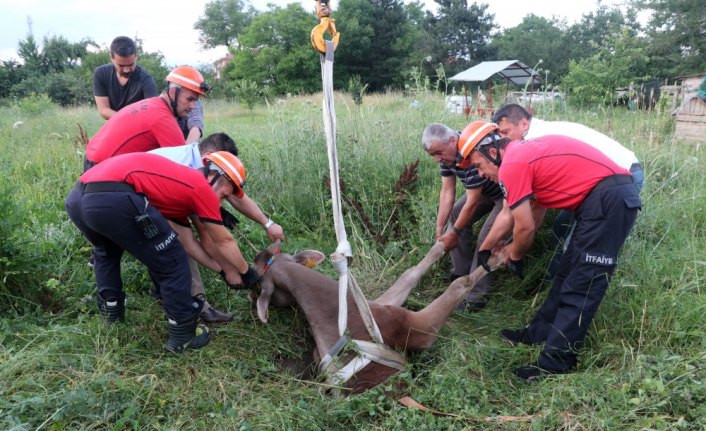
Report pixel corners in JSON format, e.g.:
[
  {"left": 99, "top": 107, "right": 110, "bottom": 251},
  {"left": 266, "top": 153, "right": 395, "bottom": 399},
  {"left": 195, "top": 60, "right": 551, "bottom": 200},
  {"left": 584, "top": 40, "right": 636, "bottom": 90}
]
[{"left": 0, "top": 0, "right": 623, "bottom": 67}]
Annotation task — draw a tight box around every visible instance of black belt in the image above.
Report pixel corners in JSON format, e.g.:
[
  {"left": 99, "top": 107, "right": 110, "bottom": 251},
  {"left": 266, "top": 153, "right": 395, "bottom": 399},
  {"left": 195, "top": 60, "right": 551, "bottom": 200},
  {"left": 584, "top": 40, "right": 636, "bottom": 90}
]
[
  {"left": 81, "top": 181, "right": 135, "bottom": 193},
  {"left": 591, "top": 175, "right": 633, "bottom": 194},
  {"left": 629, "top": 162, "right": 642, "bottom": 172}
]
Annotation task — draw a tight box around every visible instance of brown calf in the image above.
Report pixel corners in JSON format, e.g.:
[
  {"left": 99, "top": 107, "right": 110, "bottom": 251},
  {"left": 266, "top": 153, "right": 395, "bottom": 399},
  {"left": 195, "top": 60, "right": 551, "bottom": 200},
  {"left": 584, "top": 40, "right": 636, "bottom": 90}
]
[{"left": 252, "top": 241, "right": 501, "bottom": 394}]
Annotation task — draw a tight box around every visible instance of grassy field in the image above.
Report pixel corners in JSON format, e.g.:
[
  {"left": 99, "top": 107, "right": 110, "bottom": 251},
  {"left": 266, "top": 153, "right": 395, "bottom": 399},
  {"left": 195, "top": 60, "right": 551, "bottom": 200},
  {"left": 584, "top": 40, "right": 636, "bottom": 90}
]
[{"left": 0, "top": 92, "right": 704, "bottom": 430}]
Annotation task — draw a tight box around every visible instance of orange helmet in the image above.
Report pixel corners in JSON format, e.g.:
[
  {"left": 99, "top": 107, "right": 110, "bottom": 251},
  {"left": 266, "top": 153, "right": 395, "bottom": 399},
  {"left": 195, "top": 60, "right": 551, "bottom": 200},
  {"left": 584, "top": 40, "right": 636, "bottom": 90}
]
[
  {"left": 457, "top": 120, "right": 499, "bottom": 159},
  {"left": 166, "top": 65, "right": 211, "bottom": 96},
  {"left": 203, "top": 151, "right": 246, "bottom": 198}
]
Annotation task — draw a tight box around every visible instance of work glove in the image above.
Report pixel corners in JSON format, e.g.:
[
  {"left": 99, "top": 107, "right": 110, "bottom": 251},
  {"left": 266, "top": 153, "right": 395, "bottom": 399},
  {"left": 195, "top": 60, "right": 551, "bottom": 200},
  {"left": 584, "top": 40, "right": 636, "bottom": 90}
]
[
  {"left": 239, "top": 266, "right": 261, "bottom": 289},
  {"left": 508, "top": 257, "right": 525, "bottom": 279},
  {"left": 477, "top": 250, "right": 492, "bottom": 272},
  {"left": 221, "top": 267, "right": 260, "bottom": 290},
  {"left": 220, "top": 207, "right": 239, "bottom": 230}
]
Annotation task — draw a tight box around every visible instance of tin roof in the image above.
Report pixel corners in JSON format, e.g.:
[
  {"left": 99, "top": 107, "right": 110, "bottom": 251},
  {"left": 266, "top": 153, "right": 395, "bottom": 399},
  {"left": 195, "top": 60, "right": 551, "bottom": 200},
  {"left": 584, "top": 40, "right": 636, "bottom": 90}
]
[{"left": 449, "top": 60, "right": 541, "bottom": 86}]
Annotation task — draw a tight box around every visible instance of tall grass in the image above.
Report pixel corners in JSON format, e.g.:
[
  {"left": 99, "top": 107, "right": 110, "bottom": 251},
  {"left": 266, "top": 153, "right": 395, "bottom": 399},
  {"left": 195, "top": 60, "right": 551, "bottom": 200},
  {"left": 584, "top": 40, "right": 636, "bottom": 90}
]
[{"left": 0, "top": 93, "right": 704, "bottom": 430}]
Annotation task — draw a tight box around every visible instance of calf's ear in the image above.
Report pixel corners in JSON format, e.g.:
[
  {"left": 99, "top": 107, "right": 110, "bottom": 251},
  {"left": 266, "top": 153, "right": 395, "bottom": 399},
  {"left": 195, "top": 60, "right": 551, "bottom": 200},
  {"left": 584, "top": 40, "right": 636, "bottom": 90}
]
[
  {"left": 256, "top": 278, "right": 275, "bottom": 323},
  {"left": 293, "top": 250, "right": 326, "bottom": 268}
]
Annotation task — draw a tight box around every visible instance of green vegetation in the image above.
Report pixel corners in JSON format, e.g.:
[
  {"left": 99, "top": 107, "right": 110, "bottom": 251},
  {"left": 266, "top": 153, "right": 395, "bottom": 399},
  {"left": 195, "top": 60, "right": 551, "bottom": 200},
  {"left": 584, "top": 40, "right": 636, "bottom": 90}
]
[
  {"left": 3, "top": 0, "right": 704, "bottom": 106},
  {"left": 0, "top": 93, "right": 704, "bottom": 430}
]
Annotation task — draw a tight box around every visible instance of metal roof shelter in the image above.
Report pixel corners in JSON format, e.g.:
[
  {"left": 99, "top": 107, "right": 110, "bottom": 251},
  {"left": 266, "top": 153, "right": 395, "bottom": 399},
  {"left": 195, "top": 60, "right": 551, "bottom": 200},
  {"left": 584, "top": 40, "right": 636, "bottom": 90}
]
[{"left": 448, "top": 60, "right": 541, "bottom": 117}]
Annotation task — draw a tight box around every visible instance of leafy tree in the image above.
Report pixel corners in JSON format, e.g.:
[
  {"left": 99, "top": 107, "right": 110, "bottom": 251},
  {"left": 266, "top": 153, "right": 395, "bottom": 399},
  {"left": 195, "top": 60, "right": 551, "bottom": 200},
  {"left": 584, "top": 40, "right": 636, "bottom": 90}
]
[
  {"left": 229, "top": 4, "right": 319, "bottom": 94},
  {"left": 45, "top": 69, "right": 94, "bottom": 106},
  {"left": 562, "top": 28, "right": 649, "bottom": 107},
  {"left": 16, "top": 34, "right": 42, "bottom": 76},
  {"left": 565, "top": 5, "right": 639, "bottom": 64},
  {"left": 40, "top": 35, "right": 94, "bottom": 73},
  {"left": 0, "top": 60, "right": 27, "bottom": 99},
  {"left": 231, "top": 79, "right": 260, "bottom": 115},
  {"left": 491, "top": 15, "right": 570, "bottom": 84},
  {"left": 194, "top": 0, "right": 258, "bottom": 49},
  {"left": 635, "top": 0, "right": 706, "bottom": 77},
  {"left": 422, "top": 0, "right": 496, "bottom": 77},
  {"left": 335, "top": 0, "right": 418, "bottom": 91}
]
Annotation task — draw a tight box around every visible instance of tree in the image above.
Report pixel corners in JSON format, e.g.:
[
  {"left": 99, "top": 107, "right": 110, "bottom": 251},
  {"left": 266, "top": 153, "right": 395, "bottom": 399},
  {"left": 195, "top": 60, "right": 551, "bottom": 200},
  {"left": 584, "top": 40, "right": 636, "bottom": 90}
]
[
  {"left": 194, "top": 0, "right": 257, "bottom": 49},
  {"left": 634, "top": 0, "right": 706, "bottom": 77},
  {"left": 231, "top": 79, "right": 260, "bottom": 115},
  {"left": 335, "top": 0, "right": 418, "bottom": 91},
  {"left": 562, "top": 28, "right": 649, "bottom": 107},
  {"left": 422, "top": 0, "right": 496, "bottom": 77},
  {"left": 0, "top": 60, "right": 27, "bottom": 99},
  {"left": 40, "top": 35, "right": 94, "bottom": 74},
  {"left": 565, "top": 5, "right": 640, "bottom": 67},
  {"left": 229, "top": 4, "right": 319, "bottom": 94},
  {"left": 491, "top": 15, "right": 571, "bottom": 84},
  {"left": 17, "top": 34, "right": 42, "bottom": 75}
]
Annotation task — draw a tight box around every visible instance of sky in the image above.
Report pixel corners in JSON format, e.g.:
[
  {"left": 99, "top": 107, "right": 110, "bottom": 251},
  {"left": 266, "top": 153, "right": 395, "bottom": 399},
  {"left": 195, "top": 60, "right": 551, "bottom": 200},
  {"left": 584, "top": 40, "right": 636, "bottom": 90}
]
[{"left": 0, "top": 0, "right": 623, "bottom": 68}]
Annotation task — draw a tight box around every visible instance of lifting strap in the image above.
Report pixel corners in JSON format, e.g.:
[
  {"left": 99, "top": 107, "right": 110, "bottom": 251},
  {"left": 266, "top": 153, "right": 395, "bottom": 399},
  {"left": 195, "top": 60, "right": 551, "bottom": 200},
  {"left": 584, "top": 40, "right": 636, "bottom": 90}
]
[{"left": 318, "top": 40, "right": 405, "bottom": 386}]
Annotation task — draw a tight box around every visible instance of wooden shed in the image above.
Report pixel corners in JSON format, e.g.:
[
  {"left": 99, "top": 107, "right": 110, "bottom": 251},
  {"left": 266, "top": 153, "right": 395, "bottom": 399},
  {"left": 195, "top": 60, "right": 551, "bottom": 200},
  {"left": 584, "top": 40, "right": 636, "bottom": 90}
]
[{"left": 674, "top": 95, "right": 706, "bottom": 144}]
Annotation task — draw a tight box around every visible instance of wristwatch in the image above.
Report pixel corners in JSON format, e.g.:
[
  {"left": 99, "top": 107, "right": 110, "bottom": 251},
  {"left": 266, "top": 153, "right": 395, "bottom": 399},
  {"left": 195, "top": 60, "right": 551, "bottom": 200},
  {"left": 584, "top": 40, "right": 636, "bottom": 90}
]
[{"left": 264, "top": 218, "right": 275, "bottom": 229}]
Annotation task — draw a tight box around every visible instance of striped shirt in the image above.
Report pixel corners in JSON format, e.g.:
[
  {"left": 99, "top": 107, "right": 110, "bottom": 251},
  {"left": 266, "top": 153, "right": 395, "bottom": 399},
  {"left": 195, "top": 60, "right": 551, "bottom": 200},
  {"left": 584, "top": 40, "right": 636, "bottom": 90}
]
[{"left": 439, "top": 162, "right": 504, "bottom": 199}]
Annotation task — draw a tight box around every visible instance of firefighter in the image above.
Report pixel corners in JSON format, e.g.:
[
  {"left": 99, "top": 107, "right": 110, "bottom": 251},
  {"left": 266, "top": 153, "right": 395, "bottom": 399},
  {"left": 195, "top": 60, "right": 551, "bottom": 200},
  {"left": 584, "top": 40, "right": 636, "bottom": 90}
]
[
  {"left": 458, "top": 121, "right": 641, "bottom": 381},
  {"left": 65, "top": 151, "right": 259, "bottom": 353}
]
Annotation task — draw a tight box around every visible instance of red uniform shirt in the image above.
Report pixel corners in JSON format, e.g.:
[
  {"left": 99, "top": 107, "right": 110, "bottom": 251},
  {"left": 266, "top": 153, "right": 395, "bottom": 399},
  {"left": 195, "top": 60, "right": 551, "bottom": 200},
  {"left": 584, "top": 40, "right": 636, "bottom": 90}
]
[
  {"left": 86, "top": 97, "right": 185, "bottom": 163},
  {"left": 80, "top": 153, "right": 222, "bottom": 225},
  {"left": 500, "top": 135, "right": 631, "bottom": 211}
]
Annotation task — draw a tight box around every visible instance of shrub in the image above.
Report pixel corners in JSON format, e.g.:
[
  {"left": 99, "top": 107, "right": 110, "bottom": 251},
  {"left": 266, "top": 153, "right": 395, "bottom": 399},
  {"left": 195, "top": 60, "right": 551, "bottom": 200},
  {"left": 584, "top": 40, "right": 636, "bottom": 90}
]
[
  {"left": 347, "top": 75, "right": 368, "bottom": 105},
  {"left": 18, "top": 92, "right": 55, "bottom": 116}
]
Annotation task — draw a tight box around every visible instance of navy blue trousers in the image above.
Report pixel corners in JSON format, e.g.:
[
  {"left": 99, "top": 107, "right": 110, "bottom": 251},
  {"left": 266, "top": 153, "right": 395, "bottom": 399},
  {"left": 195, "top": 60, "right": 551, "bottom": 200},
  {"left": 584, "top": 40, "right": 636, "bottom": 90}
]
[
  {"left": 524, "top": 178, "right": 641, "bottom": 371},
  {"left": 65, "top": 186, "right": 194, "bottom": 322}
]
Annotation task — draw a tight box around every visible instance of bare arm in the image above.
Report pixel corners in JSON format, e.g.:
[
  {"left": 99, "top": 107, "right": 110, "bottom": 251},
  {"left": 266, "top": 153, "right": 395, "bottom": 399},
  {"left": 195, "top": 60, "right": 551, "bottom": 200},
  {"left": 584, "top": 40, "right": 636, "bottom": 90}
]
[
  {"left": 531, "top": 202, "right": 547, "bottom": 228},
  {"left": 202, "top": 220, "right": 250, "bottom": 285},
  {"left": 170, "top": 221, "right": 221, "bottom": 272},
  {"left": 184, "top": 127, "right": 201, "bottom": 144},
  {"left": 506, "top": 200, "right": 536, "bottom": 261},
  {"left": 435, "top": 175, "right": 456, "bottom": 239},
  {"left": 437, "top": 187, "right": 482, "bottom": 252},
  {"left": 94, "top": 96, "right": 116, "bottom": 120},
  {"left": 479, "top": 199, "right": 514, "bottom": 251},
  {"left": 226, "top": 193, "right": 285, "bottom": 241}
]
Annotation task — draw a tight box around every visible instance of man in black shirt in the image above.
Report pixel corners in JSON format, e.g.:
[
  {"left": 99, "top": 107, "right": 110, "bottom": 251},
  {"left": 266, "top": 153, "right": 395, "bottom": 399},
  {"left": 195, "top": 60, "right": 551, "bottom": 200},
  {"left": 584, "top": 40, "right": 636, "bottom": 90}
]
[{"left": 93, "top": 36, "right": 158, "bottom": 120}]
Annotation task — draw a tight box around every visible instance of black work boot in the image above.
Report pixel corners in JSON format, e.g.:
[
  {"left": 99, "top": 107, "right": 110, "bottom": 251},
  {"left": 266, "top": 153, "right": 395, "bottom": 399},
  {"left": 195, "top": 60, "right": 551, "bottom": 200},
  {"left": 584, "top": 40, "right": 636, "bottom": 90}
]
[
  {"left": 96, "top": 291, "right": 125, "bottom": 324},
  {"left": 164, "top": 318, "right": 210, "bottom": 353},
  {"left": 500, "top": 327, "right": 542, "bottom": 347},
  {"left": 513, "top": 362, "right": 572, "bottom": 383}
]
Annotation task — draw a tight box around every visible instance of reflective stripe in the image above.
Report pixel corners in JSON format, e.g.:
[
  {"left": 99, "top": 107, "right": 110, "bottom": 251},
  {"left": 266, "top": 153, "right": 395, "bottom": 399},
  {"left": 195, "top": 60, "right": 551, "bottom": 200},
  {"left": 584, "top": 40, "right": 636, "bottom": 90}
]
[
  {"left": 166, "top": 72, "right": 202, "bottom": 89},
  {"left": 209, "top": 152, "right": 244, "bottom": 186},
  {"left": 459, "top": 123, "right": 496, "bottom": 157}
]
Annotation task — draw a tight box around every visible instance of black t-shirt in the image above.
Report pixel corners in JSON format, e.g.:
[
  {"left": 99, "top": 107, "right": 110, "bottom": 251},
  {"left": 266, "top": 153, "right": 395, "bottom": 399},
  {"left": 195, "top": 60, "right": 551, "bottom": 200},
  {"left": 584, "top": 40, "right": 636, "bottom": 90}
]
[{"left": 93, "top": 64, "right": 158, "bottom": 111}]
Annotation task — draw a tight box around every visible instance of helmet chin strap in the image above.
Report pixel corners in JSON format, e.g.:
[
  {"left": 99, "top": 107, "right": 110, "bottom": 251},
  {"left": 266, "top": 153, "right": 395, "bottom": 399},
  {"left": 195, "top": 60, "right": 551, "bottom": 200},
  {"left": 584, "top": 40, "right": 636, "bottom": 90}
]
[
  {"left": 166, "top": 84, "right": 181, "bottom": 118},
  {"left": 203, "top": 160, "right": 223, "bottom": 185},
  {"left": 478, "top": 135, "right": 503, "bottom": 167}
]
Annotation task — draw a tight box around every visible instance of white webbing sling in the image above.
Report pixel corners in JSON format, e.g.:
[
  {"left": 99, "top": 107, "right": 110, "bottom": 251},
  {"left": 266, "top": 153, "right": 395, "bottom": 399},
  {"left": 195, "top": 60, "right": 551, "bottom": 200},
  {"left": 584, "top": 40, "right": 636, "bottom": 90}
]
[{"left": 318, "top": 41, "right": 405, "bottom": 387}]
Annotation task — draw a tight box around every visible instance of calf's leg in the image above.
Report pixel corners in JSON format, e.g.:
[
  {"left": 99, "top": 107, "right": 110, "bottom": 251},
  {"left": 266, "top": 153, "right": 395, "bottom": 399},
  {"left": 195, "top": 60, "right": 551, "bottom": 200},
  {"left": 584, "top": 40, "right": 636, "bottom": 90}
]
[{"left": 375, "top": 241, "right": 445, "bottom": 307}]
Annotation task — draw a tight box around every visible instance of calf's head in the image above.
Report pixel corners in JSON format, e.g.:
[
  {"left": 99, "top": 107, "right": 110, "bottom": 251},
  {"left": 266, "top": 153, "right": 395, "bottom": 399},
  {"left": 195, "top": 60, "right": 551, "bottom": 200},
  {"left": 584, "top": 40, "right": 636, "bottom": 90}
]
[{"left": 251, "top": 242, "right": 326, "bottom": 323}]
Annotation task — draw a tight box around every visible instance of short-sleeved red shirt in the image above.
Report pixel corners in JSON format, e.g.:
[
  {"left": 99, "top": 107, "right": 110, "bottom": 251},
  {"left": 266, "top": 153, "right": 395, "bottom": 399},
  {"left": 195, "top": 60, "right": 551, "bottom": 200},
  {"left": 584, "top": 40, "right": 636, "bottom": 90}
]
[
  {"left": 80, "top": 153, "right": 222, "bottom": 225},
  {"left": 86, "top": 97, "right": 186, "bottom": 163},
  {"left": 500, "top": 135, "right": 631, "bottom": 211}
]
